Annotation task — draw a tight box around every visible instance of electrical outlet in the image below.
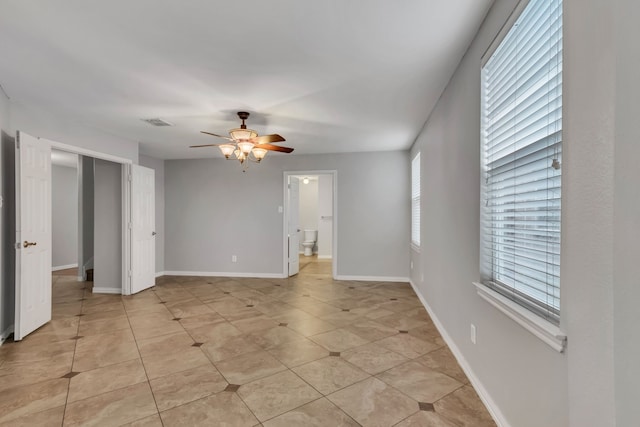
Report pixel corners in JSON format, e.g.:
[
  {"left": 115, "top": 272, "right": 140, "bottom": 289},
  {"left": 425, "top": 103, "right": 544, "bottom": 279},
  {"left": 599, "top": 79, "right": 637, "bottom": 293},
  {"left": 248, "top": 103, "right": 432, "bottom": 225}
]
[
  {"left": 470, "top": 324, "right": 477, "bottom": 344},
  {"left": 232, "top": 255, "right": 237, "bottom": 263}
]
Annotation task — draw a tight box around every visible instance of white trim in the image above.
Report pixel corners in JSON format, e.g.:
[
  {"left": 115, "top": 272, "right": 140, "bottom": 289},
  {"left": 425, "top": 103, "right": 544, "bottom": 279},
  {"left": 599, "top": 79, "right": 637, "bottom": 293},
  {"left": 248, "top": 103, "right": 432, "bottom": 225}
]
[
  {"left": 48, "top": 139, "right": 133, "bottom": 165},
  {"left": 481, "top": 0, "right": 531, "bottom": 66},
  {"left": 155, "top": 271, "right": 165, "bottom": 278},
  {"left": 92, "top": 287, "right": 123, "bottom": 294},
  {"left": 473, "top": 282, "right": 567, "bottom": 353},
  {"left": 409, "top": 280, "right": 510, "bottom": 427},
  {"left": 317, "top": 255, "right": 332, "bottom": 260},
  {"left": 121, "top": 164, "right": 132, "bottom": 295},
  {"left": 52, "top": 263, "right": 78, "bottom": 271},
  {"left": 335, "top": 275, "right": 409, "bottom": 283},
  {"left": 0, "top": 325, "right": 15, "bottom": 346},
  {"left": 164, "top": 271, "right": 286, "bottom": 279},
  {"left": 77, "top": 275, "right": 84, "bottom": 282}
]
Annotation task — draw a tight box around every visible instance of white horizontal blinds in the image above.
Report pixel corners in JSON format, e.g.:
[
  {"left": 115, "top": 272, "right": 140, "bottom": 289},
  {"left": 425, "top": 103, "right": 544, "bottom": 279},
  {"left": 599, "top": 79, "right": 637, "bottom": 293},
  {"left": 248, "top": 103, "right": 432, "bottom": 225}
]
[
  {"left": 481, "top": 0, "right": 562, "bottom": 323},
  {"left": 411, "top": 153, "right": 421, "bottom": 247}
]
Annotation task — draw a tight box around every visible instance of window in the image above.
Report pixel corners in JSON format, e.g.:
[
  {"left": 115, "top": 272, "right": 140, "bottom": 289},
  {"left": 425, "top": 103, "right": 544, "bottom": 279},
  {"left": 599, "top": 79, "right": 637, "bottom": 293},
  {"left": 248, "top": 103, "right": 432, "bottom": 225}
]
[
  {"left": 411, "top": 152, "right": 420, "bottom": 248},
  {"left": 480, "top": 0, "right": 562, "bottom": 324}
]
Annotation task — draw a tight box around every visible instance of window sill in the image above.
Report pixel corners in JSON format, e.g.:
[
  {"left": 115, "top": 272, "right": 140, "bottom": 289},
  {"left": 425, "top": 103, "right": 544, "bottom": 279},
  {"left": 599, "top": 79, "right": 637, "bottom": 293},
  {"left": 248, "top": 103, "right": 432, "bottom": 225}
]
[{"left": 472, "top": 282, "right": 567, "bottom": 353}]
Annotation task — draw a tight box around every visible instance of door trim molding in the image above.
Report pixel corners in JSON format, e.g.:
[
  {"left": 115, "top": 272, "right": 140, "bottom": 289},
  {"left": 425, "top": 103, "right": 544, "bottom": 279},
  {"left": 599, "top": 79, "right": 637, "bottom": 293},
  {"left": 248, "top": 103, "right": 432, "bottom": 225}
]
[{"left": 282, "top": 170, "right": 338, "bottom": 279}]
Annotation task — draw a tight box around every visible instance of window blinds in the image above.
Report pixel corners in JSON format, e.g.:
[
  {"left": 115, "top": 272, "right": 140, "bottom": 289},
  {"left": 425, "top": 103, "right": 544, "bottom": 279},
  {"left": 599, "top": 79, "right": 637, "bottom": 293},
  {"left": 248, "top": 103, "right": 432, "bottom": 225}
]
[
  {"left": 481, "top": 0, "right": 562, "bottom": 323},
  {"left": 411, "top": 153, "right": 421, "bottom": 247}
]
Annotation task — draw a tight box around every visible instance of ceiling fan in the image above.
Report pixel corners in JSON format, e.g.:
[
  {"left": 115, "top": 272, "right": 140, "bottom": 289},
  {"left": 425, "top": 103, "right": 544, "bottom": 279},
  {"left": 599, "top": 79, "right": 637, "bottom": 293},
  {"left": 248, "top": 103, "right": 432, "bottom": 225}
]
[{"left": 190, "top": 112, "right": 293, "bottom": 169}]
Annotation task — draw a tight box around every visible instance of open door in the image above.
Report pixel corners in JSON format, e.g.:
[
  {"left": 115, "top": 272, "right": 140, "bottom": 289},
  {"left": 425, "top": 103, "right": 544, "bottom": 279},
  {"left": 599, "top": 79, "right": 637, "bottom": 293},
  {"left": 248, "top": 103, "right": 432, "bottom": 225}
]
[
  {"left": 288, "top": 176, "right": 300, "bottom": 276},
  {"left": 14, "top": 131, "right": 52, "bottom": 340},
  {"left": 131, "top": 164, "right": 155, "bottom": 294}
]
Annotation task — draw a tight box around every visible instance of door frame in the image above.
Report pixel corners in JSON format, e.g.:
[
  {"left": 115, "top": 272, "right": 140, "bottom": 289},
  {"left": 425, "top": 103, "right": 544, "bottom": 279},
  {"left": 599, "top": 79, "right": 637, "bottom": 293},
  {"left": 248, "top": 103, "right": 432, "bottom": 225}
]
[
  {"left": 47, "top": 139, "right": 134, "bottom": 295},
  {"left": 282, "top": 170, "right": 338, "bottom": 279}
]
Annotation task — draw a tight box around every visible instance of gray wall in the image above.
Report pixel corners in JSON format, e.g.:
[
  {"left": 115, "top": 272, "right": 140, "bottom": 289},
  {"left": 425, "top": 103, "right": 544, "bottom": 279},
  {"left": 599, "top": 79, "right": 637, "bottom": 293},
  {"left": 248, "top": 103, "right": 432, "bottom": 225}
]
[
  {"left": 93, "top": 159, "right": 122, "bottom": 291},
  {"left": 139, "top": 155, "right": 165, "bottom": 274},
  {"left": 80, "top": 156, "right": 94, "bottom": 275},
  {"left": 165, "top": 151, "right": 409, "bottom": 278},
  {"left": 0, "top": 89, "right": 15, "bottom": 339},
  {"left": 410, "top": 0, "right": 640, "bottom": 426},
  {"left": 52, "top": 165, "right": 78, "bottom": 268}
]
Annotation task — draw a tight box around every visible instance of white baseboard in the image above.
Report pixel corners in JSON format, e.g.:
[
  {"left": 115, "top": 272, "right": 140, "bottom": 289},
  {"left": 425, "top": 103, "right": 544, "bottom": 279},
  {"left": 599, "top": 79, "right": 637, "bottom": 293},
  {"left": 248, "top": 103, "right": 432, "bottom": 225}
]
[
  {"left": 0, "top": 325, "right": 15, "bottom": 346},
  {"left": 52, "top": 263, "right": 78, "bottom": 271},
  {"left": 92, "top": 287, "right": 122, "bottom": 295},
  {"left": 317, "top": 255, "right": 332, "bottom": 260},
  {"left": 408, "top": 280, "right": 510, "bottom": 427},
  {"left": 163, "top": 271, "right": 286, "bottom": 279},
  {"left": 77, "top": 275, "right": 84, "bottom": 282},
  {"left": 335, "top": 275, "right": 409, "bottom": 283},
  {"left": 155, "top": 271, "right": 165, "bottom": 278}
]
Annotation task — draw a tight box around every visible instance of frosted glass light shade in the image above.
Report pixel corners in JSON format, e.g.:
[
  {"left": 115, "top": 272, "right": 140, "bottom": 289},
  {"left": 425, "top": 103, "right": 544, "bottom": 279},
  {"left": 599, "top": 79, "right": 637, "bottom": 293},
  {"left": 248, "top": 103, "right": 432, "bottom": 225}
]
[
  {"left": 252, "top": 147, "right": 268, "bottom": 161},
  {"left": 219, "top": 144, "right": 235, "bottom": 158},
  {"left": 237, "top": 141, "right": 255, "bottom": 155},
  {"left": 229, "top": 128, "right": 257, "bottom": 141}
]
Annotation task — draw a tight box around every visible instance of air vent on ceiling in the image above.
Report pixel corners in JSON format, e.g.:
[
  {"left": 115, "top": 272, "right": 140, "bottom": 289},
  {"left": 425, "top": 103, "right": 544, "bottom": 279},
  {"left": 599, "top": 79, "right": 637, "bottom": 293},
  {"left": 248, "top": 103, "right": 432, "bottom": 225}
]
[{"left": 141, "top": 118, "right": 174, "bottom": 127}]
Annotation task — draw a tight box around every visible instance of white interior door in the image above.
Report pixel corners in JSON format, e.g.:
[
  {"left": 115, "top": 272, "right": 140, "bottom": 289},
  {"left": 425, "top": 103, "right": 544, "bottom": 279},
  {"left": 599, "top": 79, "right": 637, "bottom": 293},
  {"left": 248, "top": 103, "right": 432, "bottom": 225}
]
[
  {"left": 131, "top": 164, "right": 155, "bottom": 294},
  {"left": 288, "top": 177, "right": 300, "bottom": 276},
  {"left": 15, "top": 131, "right": 52, "bottom": 340}
]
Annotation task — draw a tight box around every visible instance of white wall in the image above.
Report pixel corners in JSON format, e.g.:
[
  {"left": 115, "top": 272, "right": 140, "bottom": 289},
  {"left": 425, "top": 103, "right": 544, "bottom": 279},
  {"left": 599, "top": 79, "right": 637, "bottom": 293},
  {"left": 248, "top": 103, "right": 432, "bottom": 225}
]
[
  {"left": 93, "top": 159, "right": 122, "bottom": 292},
  {"left": 165, "top": 151, "right": 409, "bottom": 279},
  {"left": 52, "top": 165, "right": 78, "bottom": 268},
  {"left": 298, "top": 178, "right": 318, "bottom": 253},
  {"left": 317, "top": 174, "right": 333, "bottom": 259},
  {"left": 409, "top": 0, "right": 568, "bottom": 426},
  {"left": 139, "top": 154, "right": 165, "bottom": 274}
]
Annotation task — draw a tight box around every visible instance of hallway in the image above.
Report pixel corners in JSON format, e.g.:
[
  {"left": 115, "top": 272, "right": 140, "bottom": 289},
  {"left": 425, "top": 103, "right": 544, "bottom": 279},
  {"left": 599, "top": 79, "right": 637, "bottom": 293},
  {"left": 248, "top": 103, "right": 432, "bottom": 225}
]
[{"left": 0, "top": 265, "right": 494, "bottom": 426}]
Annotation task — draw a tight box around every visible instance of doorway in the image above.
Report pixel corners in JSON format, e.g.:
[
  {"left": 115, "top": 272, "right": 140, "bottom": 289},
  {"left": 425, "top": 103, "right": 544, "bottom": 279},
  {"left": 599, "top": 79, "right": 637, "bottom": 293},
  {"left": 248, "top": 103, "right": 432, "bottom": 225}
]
[{"left": 283, "top": 170, "right": 337, "bottom": 278}]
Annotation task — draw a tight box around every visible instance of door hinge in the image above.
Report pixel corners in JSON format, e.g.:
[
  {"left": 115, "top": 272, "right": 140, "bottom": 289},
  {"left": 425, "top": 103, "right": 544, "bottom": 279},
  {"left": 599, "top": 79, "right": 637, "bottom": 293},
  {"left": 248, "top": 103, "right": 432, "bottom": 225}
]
[
  {"left": 16, "top": 132, "right": 20, "bottom": 149},
  {"left": 128, "top": 270, "right": 133, "bottom": 277},
  {"left": 128, "top": 174, "right": 132, "bottom": 182},
  {"left": 15, "top": 241, "right": 21, "bottom": 249}
]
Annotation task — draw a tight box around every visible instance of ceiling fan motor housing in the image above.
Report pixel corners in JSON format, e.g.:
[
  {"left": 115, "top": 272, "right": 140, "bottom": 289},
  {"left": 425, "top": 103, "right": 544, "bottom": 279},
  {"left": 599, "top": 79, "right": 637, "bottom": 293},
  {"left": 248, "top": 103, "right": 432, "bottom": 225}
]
[{"left": 237, "top": 111, "right": 250, "bottom": 129}]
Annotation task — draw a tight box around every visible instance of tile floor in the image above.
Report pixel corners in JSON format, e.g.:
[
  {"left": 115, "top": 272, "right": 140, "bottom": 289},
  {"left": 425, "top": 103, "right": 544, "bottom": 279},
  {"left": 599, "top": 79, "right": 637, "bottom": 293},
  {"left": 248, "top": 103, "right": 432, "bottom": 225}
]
[{"left": 0, "top": 258, "right": 495, "bottom": 426}]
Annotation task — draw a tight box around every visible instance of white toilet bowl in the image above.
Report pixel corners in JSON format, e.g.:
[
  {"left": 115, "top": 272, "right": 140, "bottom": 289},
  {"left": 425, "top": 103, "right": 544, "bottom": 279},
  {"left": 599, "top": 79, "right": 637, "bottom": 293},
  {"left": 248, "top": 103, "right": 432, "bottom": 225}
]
[{"left": 302, "top": 230, "right": 317, "bottom": 256}]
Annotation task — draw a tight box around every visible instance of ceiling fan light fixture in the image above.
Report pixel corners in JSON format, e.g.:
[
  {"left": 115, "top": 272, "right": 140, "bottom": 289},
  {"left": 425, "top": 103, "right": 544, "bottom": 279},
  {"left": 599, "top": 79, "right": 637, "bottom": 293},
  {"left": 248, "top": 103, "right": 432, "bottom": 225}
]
[
  {"left": 219, "top": 144, "right": 236, "bottom": 159},
  {"left": 252, "top": 147, "right": 268, "bottom": 162},
  {"left": 229, "top": 128, "right": 257, "bottom": 141},
  {"left": 237, "top": 141, "right": 255, "bottom": 155}
]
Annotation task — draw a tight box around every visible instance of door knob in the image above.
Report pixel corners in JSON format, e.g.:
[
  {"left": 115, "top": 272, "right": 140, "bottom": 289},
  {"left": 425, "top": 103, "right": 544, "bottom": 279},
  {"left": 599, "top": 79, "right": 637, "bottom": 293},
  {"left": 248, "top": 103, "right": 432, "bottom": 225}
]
[{"left": 23, "top": 241, "right": 37, "bottom": 248}]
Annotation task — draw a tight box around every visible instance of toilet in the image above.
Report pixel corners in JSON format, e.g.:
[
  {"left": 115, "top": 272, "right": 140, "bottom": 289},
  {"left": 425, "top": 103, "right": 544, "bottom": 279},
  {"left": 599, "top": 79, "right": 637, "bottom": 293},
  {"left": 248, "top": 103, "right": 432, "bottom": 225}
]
[{"left": 302, "top": 229, "right": 317, "bottom": 256}]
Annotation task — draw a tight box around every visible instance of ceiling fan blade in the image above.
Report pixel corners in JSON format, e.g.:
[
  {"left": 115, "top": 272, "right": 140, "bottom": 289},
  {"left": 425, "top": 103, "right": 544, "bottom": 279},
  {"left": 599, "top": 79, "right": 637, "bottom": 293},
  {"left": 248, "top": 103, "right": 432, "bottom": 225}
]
[
  {"left": 189, "top": 143, "right": 221, "bottom": 148},
  {"left": 251, "top": 134, "right": 285, "bottom": 144},
  {"left": 200, "top": 131, "right": 234, "bottom": 141},
  {"left": 255, "top": 143, "right": 294, "bottom": 153}
]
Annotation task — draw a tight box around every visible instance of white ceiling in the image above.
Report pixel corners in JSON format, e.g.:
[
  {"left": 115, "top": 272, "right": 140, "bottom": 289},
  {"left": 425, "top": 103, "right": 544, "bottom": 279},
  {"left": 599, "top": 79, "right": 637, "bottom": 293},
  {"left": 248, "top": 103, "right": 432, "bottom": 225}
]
[{"left": 0, "top": 1, "right": 493, "bottom": 160}]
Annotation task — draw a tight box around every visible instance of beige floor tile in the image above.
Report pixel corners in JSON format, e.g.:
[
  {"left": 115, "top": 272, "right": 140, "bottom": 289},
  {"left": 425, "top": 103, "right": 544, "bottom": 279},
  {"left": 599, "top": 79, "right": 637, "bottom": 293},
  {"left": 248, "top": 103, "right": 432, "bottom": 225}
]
[
  {"left": 0, "top": 378, "right": 69, "bottom": 424},
  {"left": 417, "top": 347, "right": 469, "bottom": 384},
  {"left": 214, "top": 350, "right": 286, "bottom": 385},
  {"left": 160, "top": 392, "right": 258, "bottom": 427},
  {"left": 262, "top": 397, "right": 359, "bottom": 427},
  {"left": 267, "top": 337, "right": 330, "bottom": 367},
  {"left": 327, "top": 377, "right": 418, "bottom": 427},
  {"left": 230, "top": 314, "right": 280, "bottom": 333},
  {"left": 178, "top": 312, "right": 225, "bottom": 330},
  {"left": 0, "top": 351, "right": 74, "bottom": 391},
  {"left": 188, "top": 321, "right": 243, "bottom": 344},
  {"left": 377, "top": 361, "right": 463, "bottom": 403},
  {"left": 137, "top": 330, "right": 195, "bottom": 358},
  {"left": 5, "top": 405, "right": 66, "bottom": 427},
  {"left": 433, "top": 385, "right": 496, "bottom": 427},
  {"left": 343, "top": 320, "right": 398, "bottom": 342},
  {"left": 120, "top": 414, "right": 164, "bottom": 427},
  {"left": 201, "top": 335, "right": 262, "bottom": 362},
  {"left": 237, "top": 370, "right": 322, "bottom": 422},
  {"left": 21, "top": 317, "right": 79, "bottom": 344},
  {"left": 374, "top": 313, "right": 430, "bottom": 331},
  {"left": 73, "top": 329, "right": 140, "bottom": 372},
  {"left": 68, "top": 359, "right": 148, "bottom": 403},
  {"left": 81, "top": 301, "right": 126, "bottom": 315},
  {"left": 309, "top": 328, "right": 370, "bottom": 352},
  {"left": 64, "top": 382, "right": 158, "bottom": 427},
  {"left": 149, "top": 364, "right": 227, "bottom": 411},
  {"left": 341, "top": 342, "right": 408, "bottom": 375},
  {"left": 142, "top": 346, "right": 211, "bottom": 380},
  {"left": 131, "top": 320, "right": 185, "bottom": 340},
  {"left": 394, "top": 411, "right": 459, "bottom": 427},
  {"left": 247, "top": 326, "right": 304, "bottom": 350},
  {"left": 293, "top": 356, "right": 370, "bottom": 395},
  {"left": 0, "top": 339, "right": 75, "bottom": 364},
  {"left": 374, "top": 334, "right": 441, "bottom": 359},
  {"left": 286, "top": 317, "right": 338, "bottom": 336},
  {"left": 166, "top": 299, "right": 214, "bottom": 318},
  {"left": 79, "top": 315, "right": 130, "bottom": 336}
]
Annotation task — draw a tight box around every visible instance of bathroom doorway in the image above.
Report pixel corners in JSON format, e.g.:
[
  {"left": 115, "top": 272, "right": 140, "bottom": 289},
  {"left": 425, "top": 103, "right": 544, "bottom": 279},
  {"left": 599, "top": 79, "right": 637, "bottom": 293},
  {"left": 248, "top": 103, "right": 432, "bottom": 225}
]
[{"left": 283, "top": 171, "right": 337, "bottom": 278}]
